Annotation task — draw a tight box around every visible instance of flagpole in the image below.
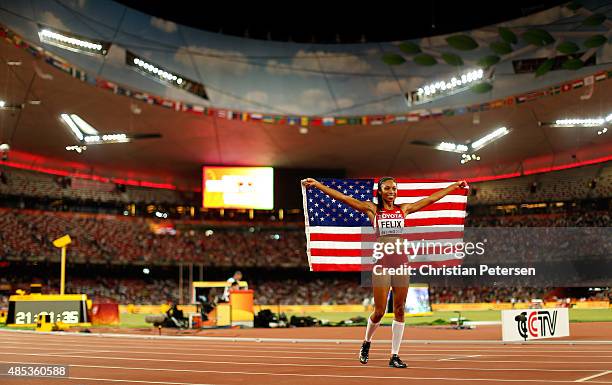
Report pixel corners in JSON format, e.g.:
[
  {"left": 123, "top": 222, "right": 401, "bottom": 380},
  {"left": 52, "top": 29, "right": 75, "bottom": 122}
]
[
  {"left": 60, "top": 246, "right": 66, "bottom": 295},
  {"left": 52, "top": 235, "right": 72, "bottom": 296}
]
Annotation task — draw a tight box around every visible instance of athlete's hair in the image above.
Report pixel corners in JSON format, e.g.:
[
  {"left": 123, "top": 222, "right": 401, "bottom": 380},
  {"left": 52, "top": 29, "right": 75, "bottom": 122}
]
[{"left": 376, "top": 176, "right": 396, "bottom": 212}]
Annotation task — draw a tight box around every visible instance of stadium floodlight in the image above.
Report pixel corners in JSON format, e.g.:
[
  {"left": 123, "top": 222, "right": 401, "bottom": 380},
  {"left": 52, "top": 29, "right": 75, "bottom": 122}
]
[
  {"left": 126, "top": 51, "right": 208, "bottom": 99},
  {"left": 540, "top": 113, "right": 612, "bottom": 128},
  {"left": 38, "top": 26, "right": 110, "bottom": 56},
  {"left": 60, "top": 114, "right": 131, "bottom": 144},
  {"left": 436, "top": 142, "right": 469, "bottom": 153},
  {"left": 70, "top": 114, "right": 98, "bottom": 135},
  {"left": 423, "top": 125, "right": 510, "bottom": 158},
  {"left": 471, "top": 126, "right": 509, "bottom": 151},
  {"left": 552, "top": 118, "right": 605, "bottom": 127},
  {"left": 83, "top": 134, "right": 130, "bottom": 144},
  {"left": 407, "top": 69, "right": 487, "bottom": 105},
  {"left": 460, "top": 153, "right": 481, "bottom": 164},
  {"left": 65, "top": 145, "right": 87, "bottom": 153},
  {"left": 60, "top": 114, "right": 83, "bottom": 141},
  {"left": 0, "top": 100, "right": 5, "bottom": 108}
]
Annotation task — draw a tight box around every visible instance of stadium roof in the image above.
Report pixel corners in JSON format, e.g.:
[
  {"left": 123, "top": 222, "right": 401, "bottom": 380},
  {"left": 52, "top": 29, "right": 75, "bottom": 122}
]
[
  {"left": 0, "top": 35, "right": 610, "bottom": 190},
  {"left": 0, "top": 0, "right": 610, "bottom": 116}
]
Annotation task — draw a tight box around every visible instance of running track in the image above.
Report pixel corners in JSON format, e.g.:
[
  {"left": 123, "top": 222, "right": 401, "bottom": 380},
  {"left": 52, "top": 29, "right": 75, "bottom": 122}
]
[{"left": 1, "top": 329, "right": 612, "bottom": 385}]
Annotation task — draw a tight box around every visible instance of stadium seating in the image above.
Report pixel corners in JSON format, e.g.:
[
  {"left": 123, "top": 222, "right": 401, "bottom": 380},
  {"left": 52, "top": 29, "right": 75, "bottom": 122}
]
[
  {"left": 2, "top": 162, "right": 611, "bottom": 209},
  {"left": 0, "top": 207, "right": 609, "bottom": 266},
  {"left": 0, "top": 164, "right": 610, "bottom": 307},
  {"left": 0, "top": 167, "right": 188, "bottom": 205},
  {"left": 469, "top": 162, "right": 611, "bottom": 205}
]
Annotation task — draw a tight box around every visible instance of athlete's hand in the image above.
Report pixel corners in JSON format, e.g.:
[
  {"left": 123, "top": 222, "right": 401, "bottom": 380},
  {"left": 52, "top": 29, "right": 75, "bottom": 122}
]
[
  {"left": 457, "top": 180, "right": 469, "bottom": 189},
  {"left": 301, "top": 178, "right": 320, "bottom": 188}
]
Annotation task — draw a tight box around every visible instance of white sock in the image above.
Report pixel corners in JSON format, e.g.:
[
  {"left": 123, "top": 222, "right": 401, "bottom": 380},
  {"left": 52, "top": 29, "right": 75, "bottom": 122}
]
[
  {"left": 391, "top": 320, "right": 405, "bottom": 355},
  {"left": 364, "top": 316, "right": 380, "bottom": 342}
]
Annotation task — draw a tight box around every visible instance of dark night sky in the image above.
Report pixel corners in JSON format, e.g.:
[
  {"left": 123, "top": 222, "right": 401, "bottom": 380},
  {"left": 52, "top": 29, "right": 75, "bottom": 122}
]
[{"left": 115, "top": 1, "right": 567, "bottom": 44}]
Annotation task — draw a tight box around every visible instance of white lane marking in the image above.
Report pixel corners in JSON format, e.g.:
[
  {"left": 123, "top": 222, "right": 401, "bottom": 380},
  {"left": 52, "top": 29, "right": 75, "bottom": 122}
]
[
  {"left": 69, "top": 377, "right": 216, "bottom": 385},
  {"left": 1, "top": 329, "right": 611, "bottom": 345},
  {"left": 575, "top": 370, "right": 612, "bottom": 382},
  {"left": 2, "top": 341, "right": 612, "bottom": 359},
  {"left": 440, "top": 354, "right": 482, "bottom": 361},
  {"left": 0, "top": 334, "right": 612, "bottom": 353},
  {"left": 0, "top": 359, "right": 598, "bottom": 383},
  {"left": 1, "top": 337, "right": 612, "bottom": 354},
  {"left": 0, "top": 355, "right": 606, "bottom": 373}
]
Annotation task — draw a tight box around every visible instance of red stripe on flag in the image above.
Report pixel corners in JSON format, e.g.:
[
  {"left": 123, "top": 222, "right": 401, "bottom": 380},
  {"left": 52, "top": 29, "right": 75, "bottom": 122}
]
[
  {"left": 310, "top": 233, "right": 362, "bottom": 242},
  {"left": 375, "top": 178, "right": 466, "bottom": 184},
  {"left": 310, "top": 249, "right": 363, "bottom": 256},
  {"left": 405, "top": 217, "right": 465, "bottom": 227},
  {"left": 311, "top": 245, "right": 463, "bottom": 257},
  {"left": 396, "top": 189, "right": 467, "bottom": 197},
  {"left": 310, "top": 258, "right": 463, "bottom": 272},
  {"left": 310, "top": 264, "right": 364, "bottom": 272},
  {"left": 310, "top": 231, "right": 464, "bottom": 243}
]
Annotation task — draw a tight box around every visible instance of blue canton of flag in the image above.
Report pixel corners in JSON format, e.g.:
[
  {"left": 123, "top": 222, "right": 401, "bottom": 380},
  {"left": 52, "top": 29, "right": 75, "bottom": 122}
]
[{"left": 304, "top": 178, "right": 373, "bottom": 227}]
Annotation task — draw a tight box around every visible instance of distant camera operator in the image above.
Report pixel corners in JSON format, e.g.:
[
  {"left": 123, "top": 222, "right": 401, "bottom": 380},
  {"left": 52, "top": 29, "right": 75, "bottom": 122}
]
[
  {"left": 165, "top": 300, "right": 187, "bottom": 328},
  {"left": 221, "top": 271, "right": 242, "bottom": 302},
  {"left": 198, "top": 288, "right": 219, "bottom": 321},
  {"left": 220, "top": 281, "right": 240, "bottom": 303}
]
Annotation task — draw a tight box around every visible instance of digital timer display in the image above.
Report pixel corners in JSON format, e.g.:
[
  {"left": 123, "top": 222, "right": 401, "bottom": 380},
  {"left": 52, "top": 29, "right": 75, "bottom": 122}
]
[{"left": 6, "top": 295, "right": 88, "bottom": 325}]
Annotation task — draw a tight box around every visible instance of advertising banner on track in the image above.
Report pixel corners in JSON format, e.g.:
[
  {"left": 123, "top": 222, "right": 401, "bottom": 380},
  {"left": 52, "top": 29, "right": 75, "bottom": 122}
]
[{"left": 502, "top": 307, "right": 569, "bottom": 342}]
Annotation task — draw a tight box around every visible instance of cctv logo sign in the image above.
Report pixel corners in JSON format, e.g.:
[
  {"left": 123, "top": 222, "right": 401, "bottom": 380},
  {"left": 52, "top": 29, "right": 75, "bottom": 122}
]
[
  {"left": 515, "top": 311, "right": 557, "bottom": 340},
  {"left": 502, "top": 308, "right": 569, "bottom": 342}
]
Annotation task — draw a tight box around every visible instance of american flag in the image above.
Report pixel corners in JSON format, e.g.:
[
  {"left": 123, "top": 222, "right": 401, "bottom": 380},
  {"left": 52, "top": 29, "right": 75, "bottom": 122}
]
[{"left": 301, "top": 178, "right": 468, "bottom": 272}]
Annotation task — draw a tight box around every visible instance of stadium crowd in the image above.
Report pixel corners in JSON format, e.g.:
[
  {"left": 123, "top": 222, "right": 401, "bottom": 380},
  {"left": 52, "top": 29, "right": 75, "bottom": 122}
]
[
  {"left": 0, "top": 209, "right": 304, "bottom": 266},
  {"left": 1, "top": 165, "right": 610, "bottom": 309},
  {"left": 0, "top": 208, "right": 609, "bottom": 267},
  {"left": 1, "top": 276, "right": 610, "bottom": 307}
]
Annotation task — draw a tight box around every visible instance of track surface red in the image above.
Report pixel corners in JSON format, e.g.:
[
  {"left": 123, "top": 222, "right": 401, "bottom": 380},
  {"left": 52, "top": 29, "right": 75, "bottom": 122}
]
[{"left": 1, "top": 323, "right": 612, "bottom": 385}]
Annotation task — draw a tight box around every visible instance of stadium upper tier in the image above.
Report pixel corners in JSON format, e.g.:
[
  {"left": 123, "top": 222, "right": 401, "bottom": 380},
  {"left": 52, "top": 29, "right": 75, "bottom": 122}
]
[
  {"left": 0, "top": 166, "right": 193, "bottom": 205},
  {"left": 469, "top": 162, "right": 612, "bottom": 205},
  {"left": 1, "top": 162, "right": 610, "bottom": 210}
]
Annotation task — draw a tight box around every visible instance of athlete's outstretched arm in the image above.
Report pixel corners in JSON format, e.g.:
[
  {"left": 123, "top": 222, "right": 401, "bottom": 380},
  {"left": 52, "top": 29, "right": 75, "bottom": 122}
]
[
  {"left": 302, "top": 178, "right": 376, "bottom": 216},
  {"left": 399, "top": 180, "right": 468, "bottom": 215}
]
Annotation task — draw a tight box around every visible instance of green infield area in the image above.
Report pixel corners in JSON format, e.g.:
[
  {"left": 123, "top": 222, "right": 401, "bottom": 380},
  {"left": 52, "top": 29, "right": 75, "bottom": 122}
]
[
  {"left": 2, "top": 308, "right": 610, "bottom": 329},
  {"left": 114, "top": 308, "right": 612, "bottom": 328}
]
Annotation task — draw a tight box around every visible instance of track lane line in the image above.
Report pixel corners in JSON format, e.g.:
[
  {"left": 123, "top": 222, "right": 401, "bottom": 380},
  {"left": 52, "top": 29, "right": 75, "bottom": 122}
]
[
  {"left": 575, "top": 371, "right": 612, "bottom": 382},
  {"left": 0, "top": 354, "right": 606, "bottom": 373},
  {"left": 439, "top": 354, "right": 482, "bottom": 361},
  {"left": 2, "top": 341, "right": 611, "bottom": 359},
  {"left": 0, "top": 360, "right": 598, "bottom": 383},
  {"left": 2, "top": 337, "right": 612, "bottom": 354},
  {"left": 2, "top": 329, "right": 611, "bottom": 345}
]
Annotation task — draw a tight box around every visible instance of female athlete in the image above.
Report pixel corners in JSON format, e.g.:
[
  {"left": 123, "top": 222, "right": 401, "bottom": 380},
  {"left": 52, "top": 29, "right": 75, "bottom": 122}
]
[{"left": 302, "top": 177, "right": 467, "bottom": 368}]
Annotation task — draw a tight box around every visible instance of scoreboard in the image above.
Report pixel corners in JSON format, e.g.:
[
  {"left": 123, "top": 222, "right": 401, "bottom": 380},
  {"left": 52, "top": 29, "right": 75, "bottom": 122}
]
[
  {"left": 6, "top": 294, "right": 89, "bottom": 326},
  {"left": 202, "top": 166, "right": 273, "bottom": 210}
]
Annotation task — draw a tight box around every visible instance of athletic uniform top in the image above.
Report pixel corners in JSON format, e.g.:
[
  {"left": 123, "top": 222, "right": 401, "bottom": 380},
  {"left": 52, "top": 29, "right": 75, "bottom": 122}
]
[{"left": 373, "top": 206, "right": 405, "bottom": 237}]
